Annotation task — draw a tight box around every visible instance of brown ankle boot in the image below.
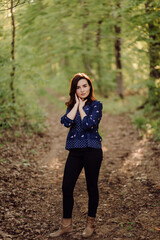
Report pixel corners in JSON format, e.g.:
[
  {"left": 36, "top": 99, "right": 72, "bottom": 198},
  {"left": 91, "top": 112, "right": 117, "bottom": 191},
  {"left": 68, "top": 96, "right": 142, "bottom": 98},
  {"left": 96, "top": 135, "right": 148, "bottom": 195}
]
[
  {"left": 82, "top": 216, "right": 95, "bottom": 238},
  {"left": 49, "top": 219, "right": 72, "bottom": 238}
]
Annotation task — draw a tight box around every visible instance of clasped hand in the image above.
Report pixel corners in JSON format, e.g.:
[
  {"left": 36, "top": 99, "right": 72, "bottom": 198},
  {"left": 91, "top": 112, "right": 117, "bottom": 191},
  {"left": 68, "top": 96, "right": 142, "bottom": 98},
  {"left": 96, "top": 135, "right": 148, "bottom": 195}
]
[{"left": 75, "top": 94, "right": 87, "bottom": 109}]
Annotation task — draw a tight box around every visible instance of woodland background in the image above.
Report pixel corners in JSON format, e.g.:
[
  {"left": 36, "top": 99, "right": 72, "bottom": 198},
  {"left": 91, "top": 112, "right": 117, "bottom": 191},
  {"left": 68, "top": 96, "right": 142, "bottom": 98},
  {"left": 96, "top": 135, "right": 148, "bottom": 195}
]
[
  {"left": 0, "top": 1, "right": 160, "bottom": 240},
  {"left": 0, "top": 0, "right": 160, "bottom": 139}
]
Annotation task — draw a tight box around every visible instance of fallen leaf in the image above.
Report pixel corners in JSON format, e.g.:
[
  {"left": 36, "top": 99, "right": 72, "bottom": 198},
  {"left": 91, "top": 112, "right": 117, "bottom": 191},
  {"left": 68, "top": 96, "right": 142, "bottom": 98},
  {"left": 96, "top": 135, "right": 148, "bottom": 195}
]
[{"left": 154, "top": 227, "right": 160, "bottom": 231}]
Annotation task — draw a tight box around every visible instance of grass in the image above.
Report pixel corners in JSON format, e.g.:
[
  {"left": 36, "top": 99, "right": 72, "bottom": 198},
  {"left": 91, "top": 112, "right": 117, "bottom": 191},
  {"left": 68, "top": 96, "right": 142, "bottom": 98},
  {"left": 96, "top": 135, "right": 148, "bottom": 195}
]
[
  {"left": 37, "top": 82, "right": 148, "bottom": 138},
  {"left": 21, "top": 159, "right": 30, "bottom": 166},
  {"left": 37, "top": 88, "right": 66, "bottom": 111},
  {"left": 98, "top": 94, "right": 145, "bottom": 115},
  {"left": 0, "top": 158, "right": 8, "bottom": 164},
  {"left": 29, "top": 149, "right": 37, "bottom": 155},
  {"left": 38, "top": 85, "right": 145, "bottom": 115},
  {"left": 37, "top": 72, "right": 146, "bottom": 116}
]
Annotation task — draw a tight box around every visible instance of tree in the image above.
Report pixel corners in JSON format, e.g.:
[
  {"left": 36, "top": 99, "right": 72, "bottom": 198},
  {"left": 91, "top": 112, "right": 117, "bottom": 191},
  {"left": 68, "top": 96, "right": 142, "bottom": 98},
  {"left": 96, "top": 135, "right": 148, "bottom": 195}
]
[
  {"left": 10, "top": 0, "right": 16, "bottom": 105},
  {"left": 114, "top": 1, "right": 124, "bottom": 98},
  {"left": 145, "top": 1, "right": 160, "bottom": 80}
]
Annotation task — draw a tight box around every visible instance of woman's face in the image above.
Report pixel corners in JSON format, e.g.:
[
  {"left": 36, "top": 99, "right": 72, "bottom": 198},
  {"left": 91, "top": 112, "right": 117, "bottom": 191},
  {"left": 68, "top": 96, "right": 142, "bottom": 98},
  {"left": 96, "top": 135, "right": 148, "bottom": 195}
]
[{"left": 76, "top": 78, "right": 91, "bottom": 100}]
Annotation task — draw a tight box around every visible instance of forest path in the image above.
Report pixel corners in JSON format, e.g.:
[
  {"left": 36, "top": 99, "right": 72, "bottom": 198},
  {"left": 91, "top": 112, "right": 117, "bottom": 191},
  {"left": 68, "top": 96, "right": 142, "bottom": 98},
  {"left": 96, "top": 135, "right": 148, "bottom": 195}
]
[
  {"left": 38, "top": 95, "right": 160, "bottom": 240},
  {"left": 0, "top": 93, "right": 160, "bottom": 240}
]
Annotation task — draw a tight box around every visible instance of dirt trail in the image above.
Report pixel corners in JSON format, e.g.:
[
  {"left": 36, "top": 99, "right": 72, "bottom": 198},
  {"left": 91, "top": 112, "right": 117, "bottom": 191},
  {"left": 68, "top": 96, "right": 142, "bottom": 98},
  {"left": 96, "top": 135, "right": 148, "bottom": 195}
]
[{"left": 0, "top": 96, "right": 160, "bottom": 240}]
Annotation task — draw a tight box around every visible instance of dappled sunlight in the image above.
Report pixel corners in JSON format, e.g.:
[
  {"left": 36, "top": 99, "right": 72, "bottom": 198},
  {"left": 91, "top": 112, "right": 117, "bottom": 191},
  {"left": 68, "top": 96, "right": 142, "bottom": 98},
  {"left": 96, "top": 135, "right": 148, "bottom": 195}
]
[
  {"left": 121, "top": 149, "right": 142, "bottom": 170},
  {"left": 119, "top": 138, "right": 148, "bottom": 175},
  {"left": 45, "top": 157, "right": 63, "bottom": 170},
  {"left": 0, "top": 0, "right": 159, "bottom": 239},
  {"left": 102, "top": 146, "right": 108, "bottom": 152}
]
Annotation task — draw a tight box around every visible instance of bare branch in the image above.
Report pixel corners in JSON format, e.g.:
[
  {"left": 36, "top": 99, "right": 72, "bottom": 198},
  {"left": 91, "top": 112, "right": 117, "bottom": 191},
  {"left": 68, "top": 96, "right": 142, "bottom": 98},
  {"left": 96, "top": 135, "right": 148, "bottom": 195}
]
[{"left": 0, "top": 0, "right": 27, "bottom": 11}]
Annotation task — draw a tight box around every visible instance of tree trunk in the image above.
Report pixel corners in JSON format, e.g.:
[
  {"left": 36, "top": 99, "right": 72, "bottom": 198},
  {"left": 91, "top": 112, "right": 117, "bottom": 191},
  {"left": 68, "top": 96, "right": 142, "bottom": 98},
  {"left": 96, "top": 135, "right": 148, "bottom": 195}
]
[
  {"left": 79, "top": 0, "right": 96, "bottom": 80},
  {"left": 10, "top": 0, "right": 16, "bottom": 104},
  {"left": 145, "top": 1, "right": 160, "bottom": 79},
  {"left": 144, "top": 1, "right": 160, "bottom": 107},
  {"left": 96, "top": 20, "right": 104, "bottom": 95},
  {"left": 114, "top": 2, "right": 124, "bottom": 99}
]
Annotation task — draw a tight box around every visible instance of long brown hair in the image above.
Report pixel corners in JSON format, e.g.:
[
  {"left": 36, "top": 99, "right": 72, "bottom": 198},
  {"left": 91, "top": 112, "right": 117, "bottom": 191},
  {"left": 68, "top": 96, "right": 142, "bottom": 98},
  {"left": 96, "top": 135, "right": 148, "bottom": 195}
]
[{"left": 66, "top": 73, "right": 96, "bottom": 110}]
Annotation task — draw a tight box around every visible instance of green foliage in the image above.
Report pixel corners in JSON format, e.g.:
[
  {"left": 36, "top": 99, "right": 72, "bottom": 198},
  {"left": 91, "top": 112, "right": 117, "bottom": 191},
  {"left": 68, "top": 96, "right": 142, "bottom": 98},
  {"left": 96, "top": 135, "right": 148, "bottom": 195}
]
[
  {"left": 100, "top": 94, "right": 144, "bottom": 115},
  {"left": 132, "top": 115, "right": 147, "bottom": 131},
  {"left": 119, "top": 221, "right": 135, "bottom": 232},
  {"left": 132, "top": 102, "right": 160, "bottom": 141},
  {"left": 146, "top": 78, "right": 160, "bottom": 108},
  {"left": 15, "top": 0, "right": 150, "bottom": 93},
  {"left": 21, "top": 159, "right": 30, "bottom": 166},
  {"left": 29, "top": 149, "right": 37, "bottom": 155},
  {"left": 0, "top": 158, "right": 8, "bottom": 164}
]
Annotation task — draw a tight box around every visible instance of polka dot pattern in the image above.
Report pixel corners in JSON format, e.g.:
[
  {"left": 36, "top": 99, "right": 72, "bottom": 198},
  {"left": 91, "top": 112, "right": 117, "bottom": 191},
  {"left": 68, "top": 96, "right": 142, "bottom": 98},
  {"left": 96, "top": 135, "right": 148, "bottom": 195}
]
[{"left": 61, "top": 101, "right": 103, "bottom": 150}]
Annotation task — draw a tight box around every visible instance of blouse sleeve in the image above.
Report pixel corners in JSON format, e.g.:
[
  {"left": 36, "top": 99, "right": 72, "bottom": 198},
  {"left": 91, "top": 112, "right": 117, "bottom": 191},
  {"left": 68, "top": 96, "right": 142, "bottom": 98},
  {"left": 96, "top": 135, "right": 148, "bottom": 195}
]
[
  {"left": 82, "top": 101, "right": 103, "bottom": 130},
  {"left": 61, "top": 108, "right": 75, "bottom": 128}
]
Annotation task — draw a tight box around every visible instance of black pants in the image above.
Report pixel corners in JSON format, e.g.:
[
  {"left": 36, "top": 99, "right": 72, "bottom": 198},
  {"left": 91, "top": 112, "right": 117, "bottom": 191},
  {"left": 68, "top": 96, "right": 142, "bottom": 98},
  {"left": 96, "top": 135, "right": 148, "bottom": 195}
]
[{"left": 62, "top": 147, "right": 103, "bottom": 218}]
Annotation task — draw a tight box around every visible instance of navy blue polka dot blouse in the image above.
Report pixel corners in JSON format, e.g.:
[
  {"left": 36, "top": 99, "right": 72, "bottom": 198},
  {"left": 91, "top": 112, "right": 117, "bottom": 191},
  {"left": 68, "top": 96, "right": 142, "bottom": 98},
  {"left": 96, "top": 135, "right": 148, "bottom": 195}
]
[{"left": 61, "top": 100, "right": 103, "bottom": 150}]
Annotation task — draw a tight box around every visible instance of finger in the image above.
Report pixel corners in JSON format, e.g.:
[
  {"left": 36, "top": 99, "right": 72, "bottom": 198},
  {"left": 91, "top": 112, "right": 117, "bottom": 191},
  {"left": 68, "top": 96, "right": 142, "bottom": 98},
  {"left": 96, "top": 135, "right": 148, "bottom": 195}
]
[{"left": 75, "top": 94, "right": 79, "bottom": 102}]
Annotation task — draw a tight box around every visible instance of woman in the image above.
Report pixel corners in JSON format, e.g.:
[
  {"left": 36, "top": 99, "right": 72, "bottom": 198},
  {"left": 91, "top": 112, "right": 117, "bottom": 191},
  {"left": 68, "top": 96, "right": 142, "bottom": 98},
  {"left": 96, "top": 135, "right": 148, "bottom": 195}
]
[{"left": 50, "top": 73, "right": 103, "bottom": 238}]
